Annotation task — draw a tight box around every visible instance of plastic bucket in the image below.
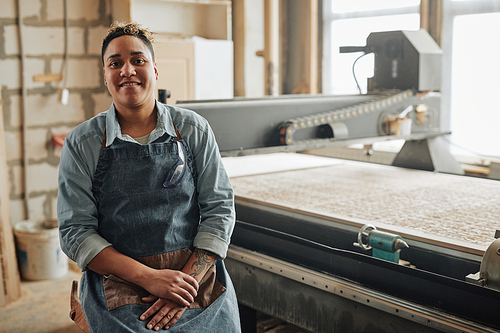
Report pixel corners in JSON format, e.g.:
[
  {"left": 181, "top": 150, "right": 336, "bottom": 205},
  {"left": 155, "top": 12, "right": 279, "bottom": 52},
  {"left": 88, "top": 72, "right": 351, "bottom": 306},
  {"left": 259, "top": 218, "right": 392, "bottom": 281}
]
[{"left": 14, "top": 220, "right": 68, "bottom": 280}]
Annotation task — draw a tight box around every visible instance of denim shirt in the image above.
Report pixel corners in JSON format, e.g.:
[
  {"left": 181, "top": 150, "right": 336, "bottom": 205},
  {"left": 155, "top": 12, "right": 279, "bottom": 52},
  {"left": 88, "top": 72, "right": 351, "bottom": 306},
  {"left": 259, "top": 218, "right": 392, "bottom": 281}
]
[{"left": 57, "top": 101, "right": 235, "bottom": 270}]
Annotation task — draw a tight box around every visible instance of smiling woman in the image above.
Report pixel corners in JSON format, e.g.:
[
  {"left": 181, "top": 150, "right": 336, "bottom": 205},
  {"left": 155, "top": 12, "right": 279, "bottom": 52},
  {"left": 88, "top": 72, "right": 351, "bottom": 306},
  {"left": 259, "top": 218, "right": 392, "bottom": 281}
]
[
  {"left": 103, "top": 34, "right": 159, "bottom": 138},
  {"left": 57, "top": 22, "right": 241, "bottom": 332}
]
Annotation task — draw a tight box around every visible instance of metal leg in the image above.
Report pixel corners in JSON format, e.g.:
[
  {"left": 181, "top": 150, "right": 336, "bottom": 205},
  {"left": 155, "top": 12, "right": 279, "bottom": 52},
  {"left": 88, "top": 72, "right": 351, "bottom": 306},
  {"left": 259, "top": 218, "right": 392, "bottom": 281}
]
[
  {"left": 392, "top": 136, "right": 464, "bottom": 175},
  {"left": 239, "top": 303, "right": 257, "bottom": 333}
]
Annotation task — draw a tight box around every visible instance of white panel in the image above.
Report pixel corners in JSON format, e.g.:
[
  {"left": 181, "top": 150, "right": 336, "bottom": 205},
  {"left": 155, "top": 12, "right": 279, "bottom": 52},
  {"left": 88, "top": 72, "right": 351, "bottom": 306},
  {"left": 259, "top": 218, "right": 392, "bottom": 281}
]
[{"left": 193, "top": 38, "right": 234, "bottom": 100}]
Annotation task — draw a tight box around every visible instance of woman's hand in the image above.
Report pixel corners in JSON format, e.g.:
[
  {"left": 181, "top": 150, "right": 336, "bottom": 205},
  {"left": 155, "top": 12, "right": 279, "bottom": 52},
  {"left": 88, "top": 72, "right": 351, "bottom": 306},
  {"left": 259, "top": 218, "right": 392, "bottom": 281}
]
[
  {"left": 87, "top": 247, "right": 198, "bottom": 306},
  {"left": 140, "top": 295, "right": 187, "bottom": 331},
  {"left": 143, "top": 269, "right": 199, "bottom": 307}
]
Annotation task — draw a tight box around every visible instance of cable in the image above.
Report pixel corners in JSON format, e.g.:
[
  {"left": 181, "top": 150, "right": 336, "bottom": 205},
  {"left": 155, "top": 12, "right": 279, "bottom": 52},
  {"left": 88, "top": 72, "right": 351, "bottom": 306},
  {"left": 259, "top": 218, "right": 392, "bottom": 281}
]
[
  {"left": 352, "top": 52, "right": 370, "bottom": 94},
  {"left": 59, "top": 0, "right": 69, "bottom": 105},
  {"left": 17, "top": 0, "right": 31, "bottom": 221}
]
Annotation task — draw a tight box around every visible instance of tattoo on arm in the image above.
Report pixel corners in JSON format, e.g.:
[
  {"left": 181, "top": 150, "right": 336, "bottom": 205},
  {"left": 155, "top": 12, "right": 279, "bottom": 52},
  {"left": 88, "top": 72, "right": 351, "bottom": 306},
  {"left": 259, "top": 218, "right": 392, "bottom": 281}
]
[{"left": 190, "top": 249, "right": 214, "bottom": 279}]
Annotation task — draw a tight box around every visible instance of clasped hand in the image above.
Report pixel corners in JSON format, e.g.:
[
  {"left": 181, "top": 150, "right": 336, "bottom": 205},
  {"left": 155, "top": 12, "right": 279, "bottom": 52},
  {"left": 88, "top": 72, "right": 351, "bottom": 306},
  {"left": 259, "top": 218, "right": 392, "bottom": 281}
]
[{"left": 140, "top": 269, "right": 199, "bottom": 330}]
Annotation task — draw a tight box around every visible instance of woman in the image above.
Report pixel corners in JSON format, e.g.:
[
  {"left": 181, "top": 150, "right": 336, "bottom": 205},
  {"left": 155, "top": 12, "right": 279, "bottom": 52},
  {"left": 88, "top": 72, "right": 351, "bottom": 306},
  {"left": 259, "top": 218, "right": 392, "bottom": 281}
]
[{"left": 57, "top": 22, "right": 240, "bottom": 332}]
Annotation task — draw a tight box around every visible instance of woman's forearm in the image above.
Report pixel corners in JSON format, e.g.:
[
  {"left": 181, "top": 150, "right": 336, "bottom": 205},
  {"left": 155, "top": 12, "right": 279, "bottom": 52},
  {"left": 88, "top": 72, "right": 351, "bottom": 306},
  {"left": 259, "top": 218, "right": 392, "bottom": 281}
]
[
  {"left": 181, "top": 248, "right": 217, "bottom": 282},
  {"left": 87, "top": 246, "right": 152, "bottom": 284},
  {"left": 88, "top": 246, "right": 199, "bottom": 306}
]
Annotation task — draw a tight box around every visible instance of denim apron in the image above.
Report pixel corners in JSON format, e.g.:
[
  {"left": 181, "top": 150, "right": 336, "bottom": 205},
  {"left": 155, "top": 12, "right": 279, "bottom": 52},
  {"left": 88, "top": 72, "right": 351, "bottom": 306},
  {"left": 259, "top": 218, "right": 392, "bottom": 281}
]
[{"left": 79, "top": 123, "right": 240, "bottom": 332}]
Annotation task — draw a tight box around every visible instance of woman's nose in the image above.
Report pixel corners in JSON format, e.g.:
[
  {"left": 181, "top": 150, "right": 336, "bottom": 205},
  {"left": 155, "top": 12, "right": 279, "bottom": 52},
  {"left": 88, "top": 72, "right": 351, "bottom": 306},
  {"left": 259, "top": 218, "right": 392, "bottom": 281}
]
[{"left": 120, "top": 62, "right": 136, "bottom": 77}]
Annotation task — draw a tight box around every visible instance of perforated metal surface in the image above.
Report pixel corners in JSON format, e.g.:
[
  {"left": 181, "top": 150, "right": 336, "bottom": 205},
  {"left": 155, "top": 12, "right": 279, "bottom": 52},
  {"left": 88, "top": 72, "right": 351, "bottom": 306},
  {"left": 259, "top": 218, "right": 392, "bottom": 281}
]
[{"left": 230, "top": 160, "right": 500, "bottom": 248}]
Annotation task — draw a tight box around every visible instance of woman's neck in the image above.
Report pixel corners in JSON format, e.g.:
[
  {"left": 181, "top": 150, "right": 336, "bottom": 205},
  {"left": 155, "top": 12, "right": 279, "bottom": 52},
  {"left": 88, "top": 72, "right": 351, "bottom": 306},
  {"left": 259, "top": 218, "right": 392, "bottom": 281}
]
[{"left": 115, "top": 102, "right": 158, "bottom": 138}]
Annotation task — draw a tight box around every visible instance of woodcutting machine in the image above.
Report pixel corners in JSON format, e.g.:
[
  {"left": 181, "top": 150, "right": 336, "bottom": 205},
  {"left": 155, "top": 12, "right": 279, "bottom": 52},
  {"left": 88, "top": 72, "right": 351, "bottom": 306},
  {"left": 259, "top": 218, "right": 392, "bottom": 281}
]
[{"left": 172, "top": 29, "right": 500, "bottom": 333}]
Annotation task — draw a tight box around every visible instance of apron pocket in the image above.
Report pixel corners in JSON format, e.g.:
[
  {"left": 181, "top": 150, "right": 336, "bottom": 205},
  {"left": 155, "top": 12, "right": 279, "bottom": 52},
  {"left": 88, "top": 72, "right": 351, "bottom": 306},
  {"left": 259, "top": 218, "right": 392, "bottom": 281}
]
[
  {"left": 103, "top": 248, "right": 226, "bottom": 311},
  {"left": 189, "top": 264, "right": 226, "bottom": 309}
]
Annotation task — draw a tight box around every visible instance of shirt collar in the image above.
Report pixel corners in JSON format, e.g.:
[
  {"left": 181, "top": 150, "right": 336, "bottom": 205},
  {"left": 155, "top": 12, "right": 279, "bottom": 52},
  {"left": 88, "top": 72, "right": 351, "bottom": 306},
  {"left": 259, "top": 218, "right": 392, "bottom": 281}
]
[{"left": 104, "top": 101, "right": 177, "bottom": 147}]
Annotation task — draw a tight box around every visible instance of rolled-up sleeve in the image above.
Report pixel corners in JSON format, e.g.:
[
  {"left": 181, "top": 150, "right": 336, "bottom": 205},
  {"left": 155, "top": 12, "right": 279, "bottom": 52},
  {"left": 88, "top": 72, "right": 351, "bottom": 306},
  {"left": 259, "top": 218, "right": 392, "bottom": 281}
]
[
  {"left": 57, "top": 124, "right": 112, "bottom": 271},
  {"left": 183, "top": 114, "right": 235, "bottom": 259}
]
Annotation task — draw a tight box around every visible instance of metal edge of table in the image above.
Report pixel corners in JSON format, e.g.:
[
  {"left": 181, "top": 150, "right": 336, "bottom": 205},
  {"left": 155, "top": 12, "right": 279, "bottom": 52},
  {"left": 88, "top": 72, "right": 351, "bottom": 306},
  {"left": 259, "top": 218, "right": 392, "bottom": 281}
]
[
  {"left": 226, "top": 245, "right": 498, "bottom": 333},
  {"left": 234, "top": 195, "right": 486, "bottom": 258}
]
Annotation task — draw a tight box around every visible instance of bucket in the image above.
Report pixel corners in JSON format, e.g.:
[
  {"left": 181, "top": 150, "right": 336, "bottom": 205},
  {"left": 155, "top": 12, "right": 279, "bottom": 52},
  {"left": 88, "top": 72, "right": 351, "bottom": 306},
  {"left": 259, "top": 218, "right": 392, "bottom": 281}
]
[{"left": 14, "top": 220, "right": 68, "bottom": 280}]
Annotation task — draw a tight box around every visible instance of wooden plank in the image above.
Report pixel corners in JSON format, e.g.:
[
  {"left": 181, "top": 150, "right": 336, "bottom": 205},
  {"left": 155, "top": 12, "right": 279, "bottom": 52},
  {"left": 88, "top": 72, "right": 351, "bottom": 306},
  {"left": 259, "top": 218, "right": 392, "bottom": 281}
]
[
  {"left": 32, "top": 73, "right": 62, "bottom": 83},
  {"left": 0, "top": 185, "right": 4, "bottom": 302},
  {"left": 0, "top": 98, "right": 5, "bottom": 307},
  {"left": 0, "top": 98, "right": 22, "bottom": 306}
]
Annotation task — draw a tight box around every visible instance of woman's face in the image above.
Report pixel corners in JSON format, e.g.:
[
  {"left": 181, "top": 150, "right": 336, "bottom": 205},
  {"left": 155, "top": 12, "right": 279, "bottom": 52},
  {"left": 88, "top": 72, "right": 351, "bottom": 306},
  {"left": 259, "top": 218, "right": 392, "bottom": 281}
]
[{"left": 103, "top": 35, "right": 158, "bottom": 111}]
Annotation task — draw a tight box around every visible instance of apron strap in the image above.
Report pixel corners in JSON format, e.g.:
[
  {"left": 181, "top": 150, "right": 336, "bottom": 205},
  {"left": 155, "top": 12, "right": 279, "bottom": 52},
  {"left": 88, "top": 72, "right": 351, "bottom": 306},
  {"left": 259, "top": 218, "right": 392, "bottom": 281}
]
[
  {"left": 100, "top": 116, "right": 182, "bottom": 148},
  {"left": 101, "top": 126, "right": 107, "bottom": 149}
]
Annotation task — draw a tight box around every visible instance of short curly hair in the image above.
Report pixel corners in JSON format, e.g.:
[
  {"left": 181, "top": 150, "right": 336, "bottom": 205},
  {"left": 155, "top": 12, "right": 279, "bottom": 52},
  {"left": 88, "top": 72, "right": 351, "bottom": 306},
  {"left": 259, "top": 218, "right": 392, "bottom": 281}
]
[{"left": 101, "top": 22, "right": 156, "bottom": 64}]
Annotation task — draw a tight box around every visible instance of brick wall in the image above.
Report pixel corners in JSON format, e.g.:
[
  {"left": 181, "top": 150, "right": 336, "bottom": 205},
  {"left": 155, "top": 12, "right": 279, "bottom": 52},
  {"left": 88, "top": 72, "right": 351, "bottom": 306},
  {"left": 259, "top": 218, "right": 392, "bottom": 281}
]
[{"left": 0, "top": 0, "right": 113, "bottom": 226}]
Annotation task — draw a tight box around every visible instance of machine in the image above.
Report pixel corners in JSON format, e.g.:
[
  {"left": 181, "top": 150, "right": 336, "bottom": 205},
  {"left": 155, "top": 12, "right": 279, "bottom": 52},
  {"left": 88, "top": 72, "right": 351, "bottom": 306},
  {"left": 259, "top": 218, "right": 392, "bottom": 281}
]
[{"left": 173, "top": 30, "right": 500, "bottom": 332}]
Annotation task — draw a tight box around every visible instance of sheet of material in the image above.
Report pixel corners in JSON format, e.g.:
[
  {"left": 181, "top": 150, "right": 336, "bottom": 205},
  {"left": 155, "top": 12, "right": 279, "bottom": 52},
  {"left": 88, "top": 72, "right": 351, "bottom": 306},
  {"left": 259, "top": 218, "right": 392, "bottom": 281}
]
[
  {"left": 226, "top": 153, "right": 499, "bottom": 250},
  {"left": 0, "top": 99, "right": 22, "bottom": 306},
  {"left": 223, "top": 152, "right": 341, "bottom": 177}
]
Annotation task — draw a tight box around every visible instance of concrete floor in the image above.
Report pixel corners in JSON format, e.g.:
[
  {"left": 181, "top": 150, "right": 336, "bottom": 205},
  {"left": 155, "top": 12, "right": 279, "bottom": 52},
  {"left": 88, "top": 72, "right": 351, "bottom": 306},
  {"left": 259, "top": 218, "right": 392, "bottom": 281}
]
[
  {"left": 0, "top": 269, "right": 83, "bottom": 333},
  {"left": 0, "top": 266, "right": 307, "bottom": 333}
]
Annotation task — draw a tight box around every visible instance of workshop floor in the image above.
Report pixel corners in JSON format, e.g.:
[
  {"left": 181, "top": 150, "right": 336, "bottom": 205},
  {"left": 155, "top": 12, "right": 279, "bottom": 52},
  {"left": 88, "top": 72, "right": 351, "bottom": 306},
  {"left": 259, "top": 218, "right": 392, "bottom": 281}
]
[
  {"left": 0, "top": 267, "right": 308, "bottom": 333},
  {"left": 0, "top": 268, "right": 83, "bottom": 333}
]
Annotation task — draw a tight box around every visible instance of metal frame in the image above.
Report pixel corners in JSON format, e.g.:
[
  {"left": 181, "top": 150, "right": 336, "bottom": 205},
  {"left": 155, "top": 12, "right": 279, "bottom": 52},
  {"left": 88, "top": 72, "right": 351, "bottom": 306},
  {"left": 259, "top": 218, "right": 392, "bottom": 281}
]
[
  {"left": 228, "top": 197, "right": 500, "bottom": 332},
  {"left": 227, "top": 246, "right": 497, "bottom": 333},
  {"left": 177, "top": 92, "right": 463, "bottom": 174}
]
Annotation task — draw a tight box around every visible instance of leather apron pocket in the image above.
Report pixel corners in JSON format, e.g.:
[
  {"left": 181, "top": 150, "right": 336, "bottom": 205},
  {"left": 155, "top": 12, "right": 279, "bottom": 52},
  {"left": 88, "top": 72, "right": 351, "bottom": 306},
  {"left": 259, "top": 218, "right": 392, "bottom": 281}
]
[{"left": 103, "top": 248, "right": 226, "bottom": 311}]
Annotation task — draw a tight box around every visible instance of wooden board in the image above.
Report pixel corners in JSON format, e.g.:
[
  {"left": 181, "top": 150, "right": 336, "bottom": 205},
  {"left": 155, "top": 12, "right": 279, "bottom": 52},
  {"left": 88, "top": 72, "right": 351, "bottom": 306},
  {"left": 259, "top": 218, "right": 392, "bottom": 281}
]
[
  {"left": 0, "top": 98, "right": 22, "bottom": 306},
  {"left": 227, "top": 154, "right": 500, "bottom": 250}
]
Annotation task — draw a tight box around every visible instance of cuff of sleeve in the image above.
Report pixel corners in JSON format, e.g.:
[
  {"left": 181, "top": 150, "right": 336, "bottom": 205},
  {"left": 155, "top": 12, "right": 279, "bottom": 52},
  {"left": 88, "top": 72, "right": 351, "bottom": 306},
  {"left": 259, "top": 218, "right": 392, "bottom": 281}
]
[
  {"left": 193, "top": 232, "right": 229, "bottom": 259},
  {"left": 75, "top": 234, "right": 112, "bottom": 271}
]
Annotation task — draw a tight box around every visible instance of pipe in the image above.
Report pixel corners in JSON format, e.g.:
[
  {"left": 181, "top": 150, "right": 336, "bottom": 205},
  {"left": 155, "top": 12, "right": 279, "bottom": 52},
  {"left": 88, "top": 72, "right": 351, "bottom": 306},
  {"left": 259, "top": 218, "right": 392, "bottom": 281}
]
[{"left": 16, "top": 0, "right": 30, "bottom": 221}]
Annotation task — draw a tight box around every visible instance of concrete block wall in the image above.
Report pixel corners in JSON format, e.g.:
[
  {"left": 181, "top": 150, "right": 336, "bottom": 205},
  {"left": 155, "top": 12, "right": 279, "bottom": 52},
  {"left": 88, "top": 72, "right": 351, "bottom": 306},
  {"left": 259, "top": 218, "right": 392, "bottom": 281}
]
[{"left": 0, "top": 0, "right": 113, "bottom": 226}]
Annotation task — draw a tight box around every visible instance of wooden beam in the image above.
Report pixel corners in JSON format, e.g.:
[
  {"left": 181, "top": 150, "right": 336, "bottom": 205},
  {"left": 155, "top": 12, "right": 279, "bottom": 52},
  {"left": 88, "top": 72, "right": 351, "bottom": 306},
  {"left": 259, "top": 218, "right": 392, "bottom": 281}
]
[
  {"left": 308, "top": 0, "right": 319, "bottom": 94},
  {"left": 420, "top": 0, "right": 442, "bottom": 46},
  {"left": 233, "top": 0, "right": 245, "bottom": 97},
  {"left": 264, "top": 0, "right": 280, "bottom": 96},
  {"left": 420, "top": 0, "right": 430, "bottom": 31},
  {"left": 280, "top": 0, "right": 320, "bottom": 95}
]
